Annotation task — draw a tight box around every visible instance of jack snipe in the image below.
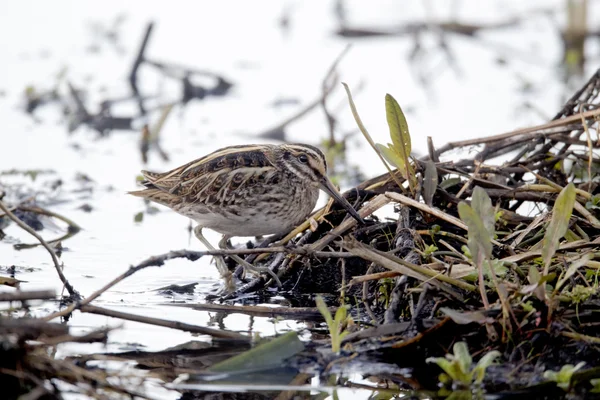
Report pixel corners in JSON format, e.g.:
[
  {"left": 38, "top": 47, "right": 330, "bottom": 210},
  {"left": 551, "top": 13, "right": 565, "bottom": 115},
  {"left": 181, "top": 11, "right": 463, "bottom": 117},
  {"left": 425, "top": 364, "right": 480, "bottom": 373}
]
[{"left": 129, "top": 143, "right": 363, "bottom": 292}]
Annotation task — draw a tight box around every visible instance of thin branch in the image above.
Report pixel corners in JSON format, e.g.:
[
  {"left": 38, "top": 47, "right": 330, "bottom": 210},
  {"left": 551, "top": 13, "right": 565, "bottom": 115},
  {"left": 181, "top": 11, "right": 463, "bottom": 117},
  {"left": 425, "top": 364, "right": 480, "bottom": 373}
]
[
  {"left": 0, "top": 199, "right": 79, "bottom": 299},
  {"left": 81, "top": 304, "right": 248, "bottom": 341}
]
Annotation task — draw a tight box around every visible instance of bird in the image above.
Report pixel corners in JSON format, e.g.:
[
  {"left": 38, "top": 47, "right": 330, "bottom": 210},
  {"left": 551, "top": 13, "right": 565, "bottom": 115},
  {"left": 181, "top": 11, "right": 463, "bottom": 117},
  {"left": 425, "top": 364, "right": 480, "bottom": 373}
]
[{"left": 129, "top": 143, "right": 364, "bottom": 292}]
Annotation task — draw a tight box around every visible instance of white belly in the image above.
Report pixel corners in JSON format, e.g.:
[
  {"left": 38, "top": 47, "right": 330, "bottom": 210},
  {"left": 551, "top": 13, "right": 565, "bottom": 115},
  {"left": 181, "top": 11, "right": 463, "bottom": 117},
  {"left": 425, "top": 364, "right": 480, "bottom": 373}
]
[{"left": 178, "top": 186, "right": 320, "bottom": 237}]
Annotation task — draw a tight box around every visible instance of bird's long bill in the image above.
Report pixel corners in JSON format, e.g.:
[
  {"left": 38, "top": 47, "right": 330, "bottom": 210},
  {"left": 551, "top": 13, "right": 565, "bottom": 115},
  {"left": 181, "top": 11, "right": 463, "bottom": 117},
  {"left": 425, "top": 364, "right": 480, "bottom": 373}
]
[{"left": 319, "top": 177, "right": 364, "bottom": 224}]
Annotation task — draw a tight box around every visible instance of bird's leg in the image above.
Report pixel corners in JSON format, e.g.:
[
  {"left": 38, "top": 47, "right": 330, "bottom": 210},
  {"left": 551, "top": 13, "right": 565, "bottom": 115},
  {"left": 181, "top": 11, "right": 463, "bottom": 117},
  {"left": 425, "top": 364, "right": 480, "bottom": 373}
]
[
  {"left": 193, "top": 226, "right": 235, "bottom": 293},
  {"left": 219, "top": 235, "right": 282, "bottom": 287}
]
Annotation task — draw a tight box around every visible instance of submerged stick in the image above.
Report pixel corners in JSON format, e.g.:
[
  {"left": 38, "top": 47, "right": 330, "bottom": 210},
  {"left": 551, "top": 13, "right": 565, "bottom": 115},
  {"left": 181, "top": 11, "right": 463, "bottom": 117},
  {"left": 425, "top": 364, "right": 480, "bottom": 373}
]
[
  {"left": 167, "top": 302, "right": 335, "bottom": 319},
  {"left": 81, "top": 304, "right": 248, "bottom": 341}
]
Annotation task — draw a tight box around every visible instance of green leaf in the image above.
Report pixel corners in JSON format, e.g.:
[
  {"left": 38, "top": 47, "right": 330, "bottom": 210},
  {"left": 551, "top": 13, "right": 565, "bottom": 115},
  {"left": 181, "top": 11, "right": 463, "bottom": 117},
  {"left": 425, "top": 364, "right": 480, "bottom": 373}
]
[
  {"left": 423, "top": 160, "right": 438, "bottom": 206},
  {"left": 590, "top": 378, "right": 600, "bottom": 393},
  {"left": 440, "top": 308, "right": 491, "bottom": 325},
  {"left": 452, "top": 342, "right": 472, "bottom": 379},
  {"left": 384, "top": 94, "right": 415, "bottom": 192},
  {"left": 315, "top": 295, "right": 334, "bottom": 328},
  {"left": 542, "top": 183, "right": 576, "bottom": 275},
  {"left": 458, "top": 202, "right": 492, "bottom": 265},
  {"left": 376, "top": 143, "right": 404, "bottom": 170},
  {"left": 134, "top": 211, "right": 144, "bottom": 223},
  {"left": 473, "top": 350, "right": 501, "bottom": 384},
  {"left": 471, "top": 187, "right": 495, "bottom": 239},
  {"left": 440, "top": 177, "right": 462, "bottom": 190},
  {"left": 334, "top": 304, "right": 348, "bottom": 327},
  {"left": 528, "top": 265, "right": 541, "bottom": 284},
  {"left": 427, "top": 357, "right": 454, "bottom": 377},
  {"left": 543, "top": 362, "right": 585, "bottom": 391},
  {"left": 342, "top": 83, "right": 404, "bottom": 190},
  {"left": 208, "top": 331, "right": 304, "bottom": 373},
  {"left": 338, "top": 330, "right": 350, "bottom": 342},
  {"left": 385, "top": 93, "right": 411, "bottom": 157},
  {"left": 555, "top": 253, "right": 593, "bottom": 292}
]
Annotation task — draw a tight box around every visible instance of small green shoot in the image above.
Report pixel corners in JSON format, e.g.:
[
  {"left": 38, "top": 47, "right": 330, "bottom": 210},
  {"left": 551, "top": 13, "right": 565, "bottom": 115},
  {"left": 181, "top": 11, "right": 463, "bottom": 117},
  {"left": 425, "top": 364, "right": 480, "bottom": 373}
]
[
  {"left": 458, "top": 187, "right": 494, "bottom": 268},
  {"left": 585, "top": 195, "right": 600, "bottom": 211},
  {"left": 426, "top": 342, "right": 500, "bottom": 388},
  {"left": 341, "top": 83, "right": 404, "bottom": 190},
  {"left": 542, "top": 183, "right": 576, "bottom": 276},
  {"left": 543, "top": 362, "right": 585, "bottom": 391},
  {"left": 591, "top": 378, "right": 600, "bottom": 393},
  {"left": 315, "top": 295, "right": 351, "bottom": 353},
  {"left": 422, "top": 244, "right": 438, "bottom": 257}
]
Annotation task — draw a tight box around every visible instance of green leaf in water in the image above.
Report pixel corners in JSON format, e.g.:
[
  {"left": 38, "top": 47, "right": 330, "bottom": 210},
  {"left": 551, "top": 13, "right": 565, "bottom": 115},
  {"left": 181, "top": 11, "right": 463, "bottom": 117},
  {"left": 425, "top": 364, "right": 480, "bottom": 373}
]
[
  {"left": 134, "top": 211, "right": 144, "bottom": 223},
  {"left": 209, "top": 331, "right": 304, "bottom": 373}
]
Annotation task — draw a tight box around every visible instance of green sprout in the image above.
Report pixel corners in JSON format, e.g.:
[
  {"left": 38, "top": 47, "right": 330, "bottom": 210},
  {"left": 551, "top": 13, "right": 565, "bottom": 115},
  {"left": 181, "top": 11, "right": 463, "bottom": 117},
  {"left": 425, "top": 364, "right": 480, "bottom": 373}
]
[
  {"left": 543, "top": 362, "right": 585, "bottom": 391},
  {"left": 315, "top": 295, "right": 352, "bottom": 353},
  {"left": 591, "top": 378, "right": 600, "bottom": 393},
  {"left": 586, "top": 195, "right": 600, "bottom": 211},
  {"left": 426, "top": 342, "right": 500, "bottom": 388}
]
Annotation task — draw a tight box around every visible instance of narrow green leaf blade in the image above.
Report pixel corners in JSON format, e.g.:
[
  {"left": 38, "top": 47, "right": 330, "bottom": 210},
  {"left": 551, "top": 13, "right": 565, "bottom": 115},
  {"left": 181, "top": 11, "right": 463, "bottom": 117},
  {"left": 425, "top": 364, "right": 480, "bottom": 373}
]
[{"left": 542, "top": 183, "right": 576, "bottom": 274}]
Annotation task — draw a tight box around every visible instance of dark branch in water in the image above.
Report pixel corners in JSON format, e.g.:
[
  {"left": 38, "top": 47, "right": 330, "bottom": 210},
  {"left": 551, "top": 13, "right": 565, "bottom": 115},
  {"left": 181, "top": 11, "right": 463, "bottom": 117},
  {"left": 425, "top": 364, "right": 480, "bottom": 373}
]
[{"left": 81, "top": 304, "right": 248, "bottom": 341}]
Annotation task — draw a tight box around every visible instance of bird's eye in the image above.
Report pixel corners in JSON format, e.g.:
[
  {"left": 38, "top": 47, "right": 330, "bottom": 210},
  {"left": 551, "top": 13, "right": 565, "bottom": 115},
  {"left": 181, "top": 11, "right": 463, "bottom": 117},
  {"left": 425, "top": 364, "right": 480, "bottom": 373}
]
[{"left": 298, "top": 154, "right": 309, "bottom": 163}]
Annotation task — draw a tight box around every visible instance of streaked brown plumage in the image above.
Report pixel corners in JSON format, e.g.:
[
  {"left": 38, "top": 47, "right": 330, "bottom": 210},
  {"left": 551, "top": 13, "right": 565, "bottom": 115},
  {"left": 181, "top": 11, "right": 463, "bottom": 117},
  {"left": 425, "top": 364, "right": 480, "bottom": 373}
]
[{"left": 130, "top": 143, "right": 363, "bottom": 292}]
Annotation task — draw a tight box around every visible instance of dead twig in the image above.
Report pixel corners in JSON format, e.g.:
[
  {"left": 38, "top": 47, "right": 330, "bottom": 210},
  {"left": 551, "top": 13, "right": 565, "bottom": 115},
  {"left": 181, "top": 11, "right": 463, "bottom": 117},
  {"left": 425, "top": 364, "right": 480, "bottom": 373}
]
[
  {"left": 80, "top": 304, "right": 248, "bottom": 341},
  {"left": 0, "top": 199, "right": 80, "bottom": 299}
]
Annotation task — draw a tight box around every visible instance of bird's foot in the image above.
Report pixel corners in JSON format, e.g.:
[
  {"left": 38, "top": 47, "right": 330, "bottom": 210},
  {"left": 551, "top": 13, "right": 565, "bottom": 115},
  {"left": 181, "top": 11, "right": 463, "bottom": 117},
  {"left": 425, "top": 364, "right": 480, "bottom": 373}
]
[{"left": 230, "top": 254, "right": 282, "bottom": 287}]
